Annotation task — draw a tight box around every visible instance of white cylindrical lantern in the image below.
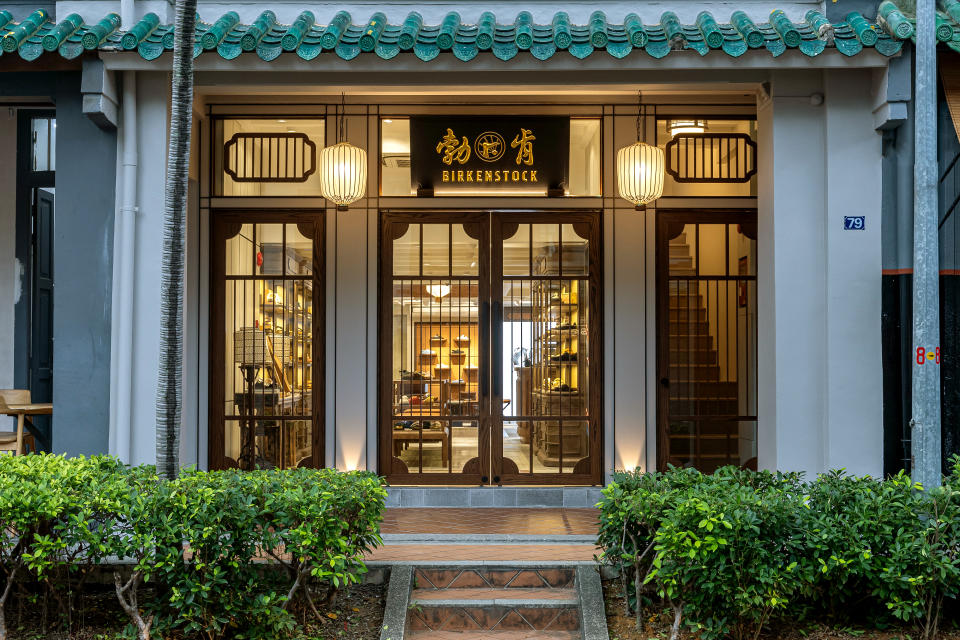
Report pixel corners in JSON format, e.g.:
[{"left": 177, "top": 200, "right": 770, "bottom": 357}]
[
  {"left": 616, "top": 142, "right": 665, "bottom": 207},
  {"left": 319, "top": 141, "right": 367, "bottom": 206}
]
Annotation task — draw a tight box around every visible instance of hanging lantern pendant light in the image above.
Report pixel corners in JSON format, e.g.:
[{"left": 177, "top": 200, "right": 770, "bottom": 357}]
[
  {"left": 616, "top": 91, "right": 665, "bottom": 210},
  {"left": 320, "top": 93, "right": 367, "bottom": 209}
]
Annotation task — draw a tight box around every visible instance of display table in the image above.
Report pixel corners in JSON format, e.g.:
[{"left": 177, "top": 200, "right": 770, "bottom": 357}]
[{"left": 392, "top": 427, "right": 449, "bottom": 464}]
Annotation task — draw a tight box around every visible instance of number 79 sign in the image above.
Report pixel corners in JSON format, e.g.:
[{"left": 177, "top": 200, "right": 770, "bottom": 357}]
[{"left": 843, "top": 216, "right": 865, "bottom": 230}]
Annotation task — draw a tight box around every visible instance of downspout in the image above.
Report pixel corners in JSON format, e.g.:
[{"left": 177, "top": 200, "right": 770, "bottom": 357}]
[
  {"left": 112, "top": 70, "right": 137, "bottom": 462},
  {"left": 110, "top": 0, "right": 138, "bottom": 461}
]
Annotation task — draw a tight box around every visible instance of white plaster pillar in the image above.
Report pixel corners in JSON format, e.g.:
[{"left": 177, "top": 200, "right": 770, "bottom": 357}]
[
  {"left": 756, "top": 70, "right": 828, "bottom": 476},
  {"left": 330, "top": 113, "right": 372, "bottom": 472},
  {"left": 822, "top": 69, "right": 884, "bottom": 476}
]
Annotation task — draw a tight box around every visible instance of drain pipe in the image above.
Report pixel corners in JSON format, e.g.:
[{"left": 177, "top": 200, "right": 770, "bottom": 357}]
[
  {"left": 110, "top": 3, "right": 138, "bottom": 461},
  {"left": 111, "top": 70, "right": 137, "bottom": 462}
]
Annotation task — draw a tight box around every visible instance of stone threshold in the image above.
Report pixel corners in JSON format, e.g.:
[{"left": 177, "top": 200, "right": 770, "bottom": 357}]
[{"left": 385, "top": 486, "right": 604, "bottom": 508}]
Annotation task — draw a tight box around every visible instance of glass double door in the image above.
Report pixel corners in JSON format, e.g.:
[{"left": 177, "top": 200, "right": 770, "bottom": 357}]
[{"left": 380, "top": 211, "right": 602, "bottom": 485}]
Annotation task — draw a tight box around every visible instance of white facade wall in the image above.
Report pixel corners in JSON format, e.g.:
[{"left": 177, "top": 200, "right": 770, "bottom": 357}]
[{"left": 757, "top": 69, "right": 884, "bottom": 478}]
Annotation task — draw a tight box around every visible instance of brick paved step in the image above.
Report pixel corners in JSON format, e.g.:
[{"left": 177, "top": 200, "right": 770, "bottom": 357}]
[
  {"left": 411, "top": 587, "right": 578, "bottom": 607},
  {"left": 406, "top": 568, "right": 581, "bottom": 637},
  {"left": 406, "top": 631, "right": 580, "bottom": 639}
]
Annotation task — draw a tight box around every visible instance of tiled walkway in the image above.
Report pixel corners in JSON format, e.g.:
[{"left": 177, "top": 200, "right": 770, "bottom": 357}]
[
  {"left": 365, "top": 544, "right": 597, "bottom": 563},
  {"left": 367, "top": 508, "right": 600, "bottom": 564},
  {"left": 380, "top": 507, "right": 598, "bottom": 536}
]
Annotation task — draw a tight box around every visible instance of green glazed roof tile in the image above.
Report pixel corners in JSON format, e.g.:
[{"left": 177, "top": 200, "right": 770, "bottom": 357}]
[{"left": 0, "top": 5, "right": 917, "bottom": 64}]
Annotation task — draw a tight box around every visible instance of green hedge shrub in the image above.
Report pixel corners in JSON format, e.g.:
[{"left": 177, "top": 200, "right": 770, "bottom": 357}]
[
  {"left": 0, "top": 455, "right": 387, "bottom": 640},
  {"left": 598, "top": 458, "right": 960, "bottom": 640}
]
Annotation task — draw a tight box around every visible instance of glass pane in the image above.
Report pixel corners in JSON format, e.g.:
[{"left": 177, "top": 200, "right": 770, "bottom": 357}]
[
  {"left": 31, "top": 118, "right": 54, "bottom": 172},
  {"left": 391, "top": 277, "right": 480, "bottom": 419},
  {"left": 381, "top": 118, "right": 413, "bottom": 196},
  {"left": 224, "top": 225, "right": 314, "bottom": 470},
  {"left": 215, "top": 118, "right": 325, "bottom": 196},
  {"left": 392, "top": 420, "right": 478, "bottom": 474},
  {"left": 657, "top": 118, "right": 756, "bottom": 197},
  {"left": 698, "top": 224, "right": 726, "bottom": 276},
  {"left": 226, "top": 224, "right": 254, "bottom": 275},
  {"left": 394, "top": 224, "right": 420, "bottom": 276},
  {"left": 286, "top": 224, "right": 313, "bottom": 276},
  {"left": 532, "top": 224, "right": 560, "bottom": 276},
  {"left": 668, "top": 224, "right": 697, "bottom": 276},
  {"left": 568, "top": 119, "right": 601, "bottom": 196},
  {"left": 503, "top": 223, "right": 530, "bottom": 276},
  {"left": 256, "top": 224, "right": 285, "bottom": 275},
  {"left": 451, "top": 224, "right": 479, "bottom": 276},
  {"left": 561, "top": 224, "right": 588, "bottom": 276},
  {"left": 422, "top": 224, "right": 450, "bottom": 276},
  {"left": 730, "top": 223, "right": 757, "bottom": 276}
]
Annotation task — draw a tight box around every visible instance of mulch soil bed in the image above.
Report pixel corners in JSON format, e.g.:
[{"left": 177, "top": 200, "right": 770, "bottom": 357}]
[
  {"left": 604, "top": 579, "right": 960, "bottom": 640},
  {"left": 7, "top": 581, "right": 386, "bottom": 640}
]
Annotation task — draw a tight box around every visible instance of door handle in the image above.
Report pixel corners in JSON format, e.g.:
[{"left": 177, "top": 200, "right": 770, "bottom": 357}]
[
  {"left": 660, "top": 377, "right": 670, "bottom": 387},
  {"left": 481, "top": 476, "right": 489, "bottom": 483},
  {"left": 480, "top": 301, "right": 490, "bottom": 399},
  {"left": 493, "top": 475, "right": 501, "bottom": 484},
  {"left": 492, "top": 300, "right": 503, "bottom": 400}
]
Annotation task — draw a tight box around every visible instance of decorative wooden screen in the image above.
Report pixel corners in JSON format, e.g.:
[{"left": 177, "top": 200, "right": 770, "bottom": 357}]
[
  {"left": 664, "top": 133, "right": 757, "bottom": 183},
  {"left": 223, "top": 132, "right": 317, "bottom": 183}
]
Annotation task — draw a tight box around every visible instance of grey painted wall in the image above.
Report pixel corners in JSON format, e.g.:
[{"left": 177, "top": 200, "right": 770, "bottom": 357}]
[{"left": 50, "top": 73, "right": 117, "bottom": 456}]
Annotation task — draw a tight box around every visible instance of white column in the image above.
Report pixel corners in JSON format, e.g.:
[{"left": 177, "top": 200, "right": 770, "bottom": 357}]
[
  {"left": 756, "top": 70, "right": 828, "bottom": 475},
  {"left": 610, "top": 111, "right": 650, "bottom": 473},
  {"left": 823, "top": 69, "right": 884, "bottom": 476},
  {"left": 330, "top": 113, "right": 371, "bottom": 472}
]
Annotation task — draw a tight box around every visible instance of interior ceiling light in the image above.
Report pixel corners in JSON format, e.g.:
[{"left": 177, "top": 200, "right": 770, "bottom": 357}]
[
  {"left": 616, "top": 90, "right": 665, "bottom": 209},
  {"left": 668, "top": 119, "right": 707, "bottom": 137},
  {"left": 426, "top": 284, "right": 451, "bottom": 298}
]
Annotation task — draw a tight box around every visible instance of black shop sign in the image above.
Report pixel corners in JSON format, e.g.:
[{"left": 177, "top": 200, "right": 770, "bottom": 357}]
[{"left": 409, "top": 116, "right": 570, "bottom": 195}]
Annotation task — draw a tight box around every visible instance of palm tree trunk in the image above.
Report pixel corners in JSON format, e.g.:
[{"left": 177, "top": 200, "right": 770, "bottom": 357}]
[{"left": 157, "top": 0, "right": 198, "bottom": 480}]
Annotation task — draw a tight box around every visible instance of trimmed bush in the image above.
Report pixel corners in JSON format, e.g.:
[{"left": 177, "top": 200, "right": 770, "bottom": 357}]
[
  {"left": 598, "top": 458, "right": 960, "bottom": 640},
  {"left": 0, "top": 455, "right": 387, "bottom": 640}
]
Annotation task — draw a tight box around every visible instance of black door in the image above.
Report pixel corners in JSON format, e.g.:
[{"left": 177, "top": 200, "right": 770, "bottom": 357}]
[{"left": 29, "top": 188, "right": 54, "bottom": 447}]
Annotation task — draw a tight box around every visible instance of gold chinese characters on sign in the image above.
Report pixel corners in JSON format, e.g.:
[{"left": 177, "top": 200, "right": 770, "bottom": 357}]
[{"left": 435, "top": 126, "right": 540, "bottom": 184}]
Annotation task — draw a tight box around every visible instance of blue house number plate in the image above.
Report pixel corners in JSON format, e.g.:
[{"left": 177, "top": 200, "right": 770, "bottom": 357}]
[{"left": 843, "top": 216, "right": 865, "bottom": 230}]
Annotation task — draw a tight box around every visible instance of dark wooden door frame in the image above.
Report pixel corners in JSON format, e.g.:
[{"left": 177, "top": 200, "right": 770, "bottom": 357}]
[
  {"left": 378, "top": 211, "right": 491, "bottom": 485},
  {"left": 491, "top": 211, "right": 604, "bottom": 486},
  {"left": 655, "top": 209, "right": 757, "bottom": 472},
  {"left": 378, "top": 209, "right": 603, "bottom": 486},
  {"left": 208, "top": 210, "right": 326, "bottom": 470},
  {"left": 14, "top": 109, "right": 56, "bottom": 451}
]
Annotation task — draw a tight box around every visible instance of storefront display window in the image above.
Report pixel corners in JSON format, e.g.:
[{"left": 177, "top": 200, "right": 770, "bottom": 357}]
[{"left": 213, "top": 118, "right": 326, "bottom": 196}]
